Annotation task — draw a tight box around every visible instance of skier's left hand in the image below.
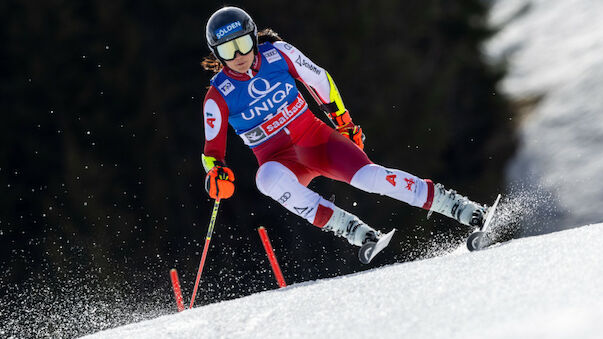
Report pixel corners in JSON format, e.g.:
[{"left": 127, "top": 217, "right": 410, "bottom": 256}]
[{"left": 338, "top": 123, "right": 365, "bottom": 150}]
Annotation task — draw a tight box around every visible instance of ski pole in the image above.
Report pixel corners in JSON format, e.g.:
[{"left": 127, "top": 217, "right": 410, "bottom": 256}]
[{"left": 189, "top": 198, "right": 221, "bottom": 309}]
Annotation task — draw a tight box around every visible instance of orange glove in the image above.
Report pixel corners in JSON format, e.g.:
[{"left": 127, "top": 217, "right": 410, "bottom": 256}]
[
  {"left": 204, "top": 165, "right": 235, "bottom": 200},
  {"left": 337, "top": 123, "right": 365, "bottom": 150},
  {"left": 329, "top": 110, "right": 365, "bottom": 149}
]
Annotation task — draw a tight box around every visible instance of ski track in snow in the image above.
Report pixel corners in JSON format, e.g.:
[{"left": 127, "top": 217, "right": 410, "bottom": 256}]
[{"left": 84, "top": 223, "right": 603, "bottom": 339}]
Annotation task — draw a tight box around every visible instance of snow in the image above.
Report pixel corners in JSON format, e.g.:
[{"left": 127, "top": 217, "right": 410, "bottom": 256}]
[
  {"left": 84, "top": 223, "right": 603, "bottom": 339},
  {"left": 19, "top": 3, "right": 603, "bottom": 337},
  {"left": 486, "top": 0, "right": 603, "bottom": 229}
]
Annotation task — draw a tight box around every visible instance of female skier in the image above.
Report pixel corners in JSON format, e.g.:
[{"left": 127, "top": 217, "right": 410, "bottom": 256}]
[{"left": 201, "top": 7, "right": 487, "bottom": 261}]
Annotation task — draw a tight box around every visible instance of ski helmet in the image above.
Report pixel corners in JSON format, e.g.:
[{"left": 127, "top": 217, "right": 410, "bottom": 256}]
[{"left": 205, "top": 7, "right": 258, "bottom": 61}]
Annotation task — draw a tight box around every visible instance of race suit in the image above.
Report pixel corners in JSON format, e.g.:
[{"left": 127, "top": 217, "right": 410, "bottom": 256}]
[{"left": 202, "top": 41, "right": 435, "bottom": 227}]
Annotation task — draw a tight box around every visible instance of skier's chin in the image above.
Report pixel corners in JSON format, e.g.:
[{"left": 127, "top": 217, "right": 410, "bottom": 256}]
[
  {"left": 234, "top": 63, "right": 249, "bottom": 72},
  {"left": 226, "top": 53, "right": 254, "bottom": 73}
]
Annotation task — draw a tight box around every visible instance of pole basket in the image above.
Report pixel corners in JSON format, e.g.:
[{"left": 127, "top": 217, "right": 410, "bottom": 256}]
[{"left": 257, "top": 226, "right": 287, "bottom": 288}]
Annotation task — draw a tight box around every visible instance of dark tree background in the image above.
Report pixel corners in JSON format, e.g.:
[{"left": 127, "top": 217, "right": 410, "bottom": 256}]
[{"left": 0, "top": 0, "right": 515, "bottom": 337}]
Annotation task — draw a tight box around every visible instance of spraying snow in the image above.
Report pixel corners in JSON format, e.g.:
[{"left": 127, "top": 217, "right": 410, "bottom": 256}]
[
  {"left": 486, "top": 0, "right": 603, "bottom": 229},
  {"left": 83, "top": 223, "right": 603, "bottom": 339},
  {"left": 6, "top": 2, "right": 603, "bottom": 337}
]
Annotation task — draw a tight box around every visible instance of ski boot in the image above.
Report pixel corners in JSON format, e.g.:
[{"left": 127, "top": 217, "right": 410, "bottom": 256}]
[
  {"left": 429, "top": 183, "right": 487, "bottom": 229},
  {"left": 323, "top": 206, "right": 396, "bottom": 264},
  {"left": 323, "top": 206, "right": 379, "bottom": 246},
  {"left": 466, "top": 194, "right": 502, "bottom": 251}
]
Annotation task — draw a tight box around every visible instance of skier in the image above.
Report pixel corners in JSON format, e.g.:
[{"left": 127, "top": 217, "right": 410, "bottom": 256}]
[{"left": 201, "top": 6, "right": 487, "bottom": 259}]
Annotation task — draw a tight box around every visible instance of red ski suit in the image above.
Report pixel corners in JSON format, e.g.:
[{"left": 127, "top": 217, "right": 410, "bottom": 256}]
[{"left": 203, "top": 41, "right": 433, "bottom": 228}]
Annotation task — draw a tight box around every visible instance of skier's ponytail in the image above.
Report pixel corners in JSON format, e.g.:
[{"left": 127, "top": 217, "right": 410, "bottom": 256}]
[
  {"left": 201, "top": 53, "right": 222, "bottom": 73},
  {"left": 201, "top": 28, "right": 283, "bottom": 74},
  {"left": 257, "top": 28, "right": 283, "bottom": 44}
]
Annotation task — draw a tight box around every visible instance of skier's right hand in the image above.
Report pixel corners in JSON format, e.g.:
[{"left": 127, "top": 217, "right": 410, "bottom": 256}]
[
  {"left": 205, "top": 165, "right": 235, "bottom": 200},
  {"left": 337, "top": 123, "right": 365, "bottom": 150},
  {"left": 329, "top": 110, "right": 365, "bottom": 150}
]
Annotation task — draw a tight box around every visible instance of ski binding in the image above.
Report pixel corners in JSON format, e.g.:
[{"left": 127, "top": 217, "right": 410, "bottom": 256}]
[
  {"left": 466, "top": 194, "right": 501, "bottom": 251},
  {"left": 358, "top": 229, "right": 396, "bottom": 264}
]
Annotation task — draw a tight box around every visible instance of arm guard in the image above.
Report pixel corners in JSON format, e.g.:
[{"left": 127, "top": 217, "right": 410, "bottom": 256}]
[
  {"left": 301, "top": 70, "right": 352, "bottom": 128},
  {"left": 319, "top": 72, "right": 353, "bottom": 127},
  {"left": 273, "top": 41, "right": 354, "bottom": 128}
]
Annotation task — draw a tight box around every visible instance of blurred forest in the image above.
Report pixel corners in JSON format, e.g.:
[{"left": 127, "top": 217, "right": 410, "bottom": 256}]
[{"left": 0, "top": 0, "right": 516, "bottom": 336}]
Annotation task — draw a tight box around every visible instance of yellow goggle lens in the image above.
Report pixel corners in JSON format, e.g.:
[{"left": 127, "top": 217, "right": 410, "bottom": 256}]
[{"left": 216, "top": 34, "right": 254, "bottom": 61}]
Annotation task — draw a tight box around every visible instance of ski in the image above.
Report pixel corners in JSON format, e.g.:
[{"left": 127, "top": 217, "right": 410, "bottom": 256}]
[
  {"left": 466, "top": 194, "right": 501, "bottom": 251},
  {"left": 358, "top": 229, "right": 396, "bottom": 264}
]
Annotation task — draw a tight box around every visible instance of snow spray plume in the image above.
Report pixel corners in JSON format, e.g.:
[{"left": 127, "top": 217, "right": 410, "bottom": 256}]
[
  {"left": 0, "top": 270, "right": 172, "bottom": 338},
  {"left": 491, "top": 182, "right": 565, "bottom": 239},
  {"left": 394, "top": 182, "right": 564, "bottom": 260}
]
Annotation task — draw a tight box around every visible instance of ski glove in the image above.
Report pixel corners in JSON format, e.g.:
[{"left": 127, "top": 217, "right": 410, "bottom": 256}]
[
  {"left": 328, "top": 110, "right": 365, "bottom": 150},
  {"left": 205, "top": 165, "right": 235, "bottom": 200},
  {"left": 338, "top": 123, "right": 365, "bottom": 150}
]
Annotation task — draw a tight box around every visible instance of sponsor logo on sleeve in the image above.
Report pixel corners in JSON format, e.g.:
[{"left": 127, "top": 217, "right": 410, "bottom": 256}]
[
  {"left": 218, "top": 79, "right": 235, "bottom": 96},
  {"left": 215, "top": 21, "right": 242, "bottom": 39},
  {"left": 295, "top": 55, "right": 321, "bottom": 75},
  {"left": 203, "top": 99, "right": 222, "bottom": 141},
  {"left": 263, "top": 49, "right": 282, "bottom": 63}
]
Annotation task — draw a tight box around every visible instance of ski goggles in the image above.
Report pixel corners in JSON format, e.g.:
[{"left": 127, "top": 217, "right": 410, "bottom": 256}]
[{"left": 215, "top": 34, "right": 254, "bottom": 61}]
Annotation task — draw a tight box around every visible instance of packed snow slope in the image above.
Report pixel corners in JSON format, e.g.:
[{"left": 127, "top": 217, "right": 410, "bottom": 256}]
[
  {"left": 487, "top": 0, "right": 603, "bottom": 229},
  {"left": 85, "top": 223, "right": 603, "bottom": 339}
]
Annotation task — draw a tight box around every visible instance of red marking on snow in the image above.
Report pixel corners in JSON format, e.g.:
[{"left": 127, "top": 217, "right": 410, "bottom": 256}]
[
  {"left": 404, "top": 178, "right": 415, "bottom": 191},
  {"left": 386, "top": 174, "right": 397, "bottom": 186},
  {"left": 170, "top": 269, "right": 185, "bottom": 312},
  {"left": 258, "top": 227, "right": 287, "bottom": 288},
  {"left": 206, "top": 118, "right": 216, "bottom": 128}
]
